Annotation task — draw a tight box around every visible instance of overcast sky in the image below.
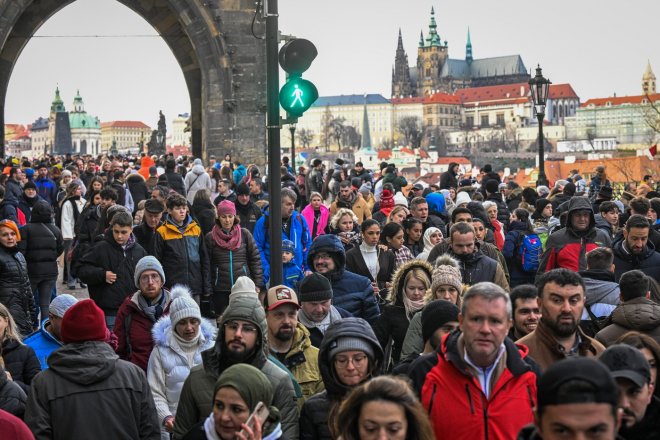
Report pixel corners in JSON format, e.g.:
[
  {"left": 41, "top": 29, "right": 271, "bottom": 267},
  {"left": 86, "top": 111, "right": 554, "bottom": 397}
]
[{"left": 5, "top": 0, "right": 658, "bottom": 127}]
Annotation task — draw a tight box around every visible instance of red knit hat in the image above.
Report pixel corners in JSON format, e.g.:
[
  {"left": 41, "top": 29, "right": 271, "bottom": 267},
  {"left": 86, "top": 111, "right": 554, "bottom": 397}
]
[
  {"left": 217, "top": 200, "right": 236, "bottom": 217},
  {"left": 60, "top": 299, "right": 107, "bottom": 344},
  {"left": 380, "top": 189, "right": 395, "bottom": 209}
]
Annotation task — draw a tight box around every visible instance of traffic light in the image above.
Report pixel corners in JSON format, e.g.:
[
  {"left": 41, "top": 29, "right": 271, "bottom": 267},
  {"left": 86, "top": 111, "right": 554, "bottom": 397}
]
[{"left": 278, "top": 39, "right": 318, "bottom": 118}]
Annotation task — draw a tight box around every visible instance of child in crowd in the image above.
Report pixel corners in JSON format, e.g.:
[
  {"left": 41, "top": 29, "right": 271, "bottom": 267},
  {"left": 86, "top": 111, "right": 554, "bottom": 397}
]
[{"left": 282, "top": 239, "right": 304, "bottom": 291}]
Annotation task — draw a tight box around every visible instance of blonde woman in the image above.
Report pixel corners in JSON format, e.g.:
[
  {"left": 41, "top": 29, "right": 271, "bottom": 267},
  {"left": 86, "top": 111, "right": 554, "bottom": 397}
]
[
  {"left": 386, "top": 205, "right": 409, "bottom": 225},
  {"left": 329, "top": 208, "right": 361, "bottom": 252},
  {"left": 0, "top": 303, "right": 40, "bottom": 394}
]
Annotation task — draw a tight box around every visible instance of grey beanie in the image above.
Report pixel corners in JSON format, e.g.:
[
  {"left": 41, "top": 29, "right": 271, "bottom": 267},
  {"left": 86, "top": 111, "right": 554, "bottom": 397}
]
[
  {"left": 134, "top": 255, "right": 165, "bottom": 288},
  {"left": 48, "top": 294, "right": 78, "bottom": 318},
  {"left": 328, "top": 336, "right": 375, "bottom": 361}
]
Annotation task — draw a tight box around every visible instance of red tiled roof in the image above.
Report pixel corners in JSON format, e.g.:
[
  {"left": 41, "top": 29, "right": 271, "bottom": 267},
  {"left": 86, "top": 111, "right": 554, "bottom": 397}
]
[
  {"left": 581, "top": 93, "right": 660, "bottom": 108},
  {"left": 456, "top": 83, "right": 529, "bottom": 104},
  {"left": 549, "top": 84, "right": 579, "bottom": 99},
  {"left": 424, "top": 93, "right": 462, "bottom": 105},
  {"left": 101, "top": 121, "right": 150, "bottom": 129},
  {"left": 436, "top": 156, "right": 471, "bottom": 165},
  {"left": 399, "top": 147, "right": 430, "bottom": 158},
  {"left": 391, "top": 96, "right": 424, "bottom": 104},
  {"left": 463, "top": 97, "right": 528, "bottom": 108},
  {"left": 377, "top": 150, "right": 392, "bottom": 160}
]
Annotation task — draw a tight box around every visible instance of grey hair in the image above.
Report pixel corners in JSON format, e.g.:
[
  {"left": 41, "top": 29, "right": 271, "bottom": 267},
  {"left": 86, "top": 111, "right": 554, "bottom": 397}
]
[
  {"left": 482, "top": 201, "right": 497, "bottom": 211},
  {"left": 461, "top": 282, "right": 512, "bottom": 319},
  {"left": 281, "top": 187, "right": 297, "bottom": 203}
]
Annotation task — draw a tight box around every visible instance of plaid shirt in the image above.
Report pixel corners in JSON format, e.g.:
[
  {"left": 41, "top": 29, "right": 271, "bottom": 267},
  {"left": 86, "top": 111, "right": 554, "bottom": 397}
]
[{"left": 393, "top": 246, "right": 414, "bottom": 269}]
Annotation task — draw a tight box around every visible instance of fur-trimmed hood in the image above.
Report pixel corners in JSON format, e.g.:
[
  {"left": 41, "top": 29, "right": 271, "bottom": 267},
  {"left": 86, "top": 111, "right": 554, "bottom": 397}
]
[
  {"left": 387, "top": 259, "right": 434, "bottom": 305},
  {"left": 151, "top": 314, "right": 217, "bottom": 349}
]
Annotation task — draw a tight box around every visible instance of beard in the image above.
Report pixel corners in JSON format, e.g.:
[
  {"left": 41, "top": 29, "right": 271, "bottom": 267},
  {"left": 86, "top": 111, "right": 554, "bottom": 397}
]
[
  {"left": 541, "top": 313, "right": 577, "bottom": 338},
  {"left": 223, "top": 339, "right": 257, "bottom": 363},
  {"left": 274, "top": 327, "right": 294, "bottom": 342}
]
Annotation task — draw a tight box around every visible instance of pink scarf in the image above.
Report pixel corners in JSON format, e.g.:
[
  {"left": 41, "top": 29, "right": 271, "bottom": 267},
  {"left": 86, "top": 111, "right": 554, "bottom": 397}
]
[{"left": 211, "top": 224, "right": 242, "bottom": 250}]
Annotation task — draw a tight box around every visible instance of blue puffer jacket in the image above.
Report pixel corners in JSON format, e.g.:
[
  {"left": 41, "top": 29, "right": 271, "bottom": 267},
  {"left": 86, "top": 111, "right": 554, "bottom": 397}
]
[
  {"left": 254, "top": 209, "right": 311, "bottom": 284},
  {"left": 307, "top": 234, "right": 379, "bottom": 323},
  {"left": 23, "top": 319, "right": 62, "bottom": 370}
]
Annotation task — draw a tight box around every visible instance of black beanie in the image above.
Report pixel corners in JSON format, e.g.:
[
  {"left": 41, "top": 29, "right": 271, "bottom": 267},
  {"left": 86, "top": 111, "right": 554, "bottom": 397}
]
[
  {"left": 422, "top": 300, "right": 460, "bottom": 343},
  {"left": 298, "top": 273, "right": 333, "bottom": 303},
  {"left": 484, "top": 179, "right": 499, "bottom": 195},
  {"left": 236, "top": 182, "right": 250, "bottom": 196}
]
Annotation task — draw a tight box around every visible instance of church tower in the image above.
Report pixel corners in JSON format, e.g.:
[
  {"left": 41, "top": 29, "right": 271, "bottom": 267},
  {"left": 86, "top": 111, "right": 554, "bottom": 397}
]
[
  {"left": 642, "top": 61, "right": 656, "bottom": 95},
  {"left": 72, "top": 89, "right": 85, "bottom": 113},
  {"left": 391, "top": 29, "right": 413, "bottom": 98},
  {"left": 465, "top": 27, "right": 473, "bottom": 64},
  {"left": 416, "top": 7, "right": 449, "bottom": 96}
]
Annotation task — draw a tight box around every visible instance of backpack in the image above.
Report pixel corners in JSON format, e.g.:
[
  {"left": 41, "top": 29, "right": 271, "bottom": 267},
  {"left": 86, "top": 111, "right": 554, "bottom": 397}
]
[{"left": 517, "top": 233, "right": 542, "bottom": 272}]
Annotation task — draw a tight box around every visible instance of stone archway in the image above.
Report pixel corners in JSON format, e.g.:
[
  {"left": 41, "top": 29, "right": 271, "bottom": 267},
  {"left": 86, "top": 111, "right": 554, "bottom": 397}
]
[{"left": 0, "top": 0, "right": 266, "bottom": 163}]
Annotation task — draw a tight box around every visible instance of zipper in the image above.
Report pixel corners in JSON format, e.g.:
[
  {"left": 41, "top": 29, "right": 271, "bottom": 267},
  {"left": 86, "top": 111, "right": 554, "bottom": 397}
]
[
  {"left": 527, "top": 385, "right": 534, "bottom": 409},
  {"left": 465, "top": 384, "right": 475, "bottom": 415},
  {"left": 481, "top": 393, "right": 489, "bottom": 440},
  {"left": 428, "top": 384, "right": 437, "bottom": 415}
]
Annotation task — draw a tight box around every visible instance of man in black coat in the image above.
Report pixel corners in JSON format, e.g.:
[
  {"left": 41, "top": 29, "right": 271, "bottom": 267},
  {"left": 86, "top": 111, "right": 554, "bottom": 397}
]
[
  {"left": 235, "top": 183, "right": 262, "bottom": 234},
  {"left": 133, "top": 199, "right": 164, "bottom": 256},
  {"left": 613, "top": 214, "right": 660, "bottom": 282},
  {"left": 164, "top": 158, "right": 186, "bottom": 196}
]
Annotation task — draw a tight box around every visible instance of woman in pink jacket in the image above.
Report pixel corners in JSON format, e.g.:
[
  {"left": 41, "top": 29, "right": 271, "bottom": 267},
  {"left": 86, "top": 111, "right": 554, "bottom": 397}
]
[{"left": 301, "top": 191, "right": 330, "bottom": 241}]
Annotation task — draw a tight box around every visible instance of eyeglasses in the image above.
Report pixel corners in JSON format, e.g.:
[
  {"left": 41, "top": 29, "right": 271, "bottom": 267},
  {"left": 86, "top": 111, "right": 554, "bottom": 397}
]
[
  {"left": 139, "top": 274, "right": 162, "bottom": 283},
  {"left": 224, "top": 321, "right": 258, "bottom": 333},
  {"left": 334, "top": 354, "right": 367, "bottom": 368}
]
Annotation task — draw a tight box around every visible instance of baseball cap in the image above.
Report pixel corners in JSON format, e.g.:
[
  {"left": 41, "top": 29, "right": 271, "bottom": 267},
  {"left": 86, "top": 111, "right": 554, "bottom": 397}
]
[
  {"left": 265, "top": 285, "right": 300, "bottom": 311},
  {"left": 412, "top": 183, "right": 424, "bottom": 191},
  {"left": 599, "top": 344, "right": 651, "bottom": 388},
  {"left": 538, "top": 357, "right": 618, "bottom": 410}
]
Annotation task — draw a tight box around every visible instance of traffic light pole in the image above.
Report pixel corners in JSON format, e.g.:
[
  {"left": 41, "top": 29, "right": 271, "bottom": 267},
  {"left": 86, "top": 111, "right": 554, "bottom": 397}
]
[{"left": 266, "top": 0, "right": 283, "bottom": 287}]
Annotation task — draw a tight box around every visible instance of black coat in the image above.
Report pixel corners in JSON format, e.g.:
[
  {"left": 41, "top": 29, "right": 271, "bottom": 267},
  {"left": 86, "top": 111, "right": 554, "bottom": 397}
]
[
  {"left": 486, "top": 193, "right": 510, "bottom": 230},
  {"left": 191, "top": 200, "right": 216, "bottom": 237},
  {"left": 0, "top": 246, "right": 35, "bottom": 336},
  {"left": 133, "top": 222, "right": 159, "bottom": 256},
  {"left": 235, "top": 200, "right": 262, "bottom": 234},
  {"left": 205, "top": 227, "right": 264, "bottom": 292},
  {"left": 17, "top": 194, "right": 42, "bottom": 223},
  {"left": 345, "top": 246, "right": 396, "bottom": 301},
  {"left": 439, "top": 169, "right": 458, "bottom": 190},
  {"left": 77, "top": 234, "right": 148, "bottom": 314},
  {"left": 0, "top": 366, "right": 26, "bottom": 418},
  {"left": 0, "top": 339, "right": 40, "bottom": 395},
  {"left": 165, "top": 170, "right": 186, "bottom": 196},
  {"left": 111, "top": 181, "right": 127, "bottom": 207},
  {"left": 17, "top": 201, "right": 64, "bottom": 281},
  {"left": 0, "top": 200, "right": 19, "bottom": 224},
  {"left": 612, "top": 237, "right": 660, "bottom": 282},
  {"left": 126, "top": 174, "right": 150, "bottom": 213}
]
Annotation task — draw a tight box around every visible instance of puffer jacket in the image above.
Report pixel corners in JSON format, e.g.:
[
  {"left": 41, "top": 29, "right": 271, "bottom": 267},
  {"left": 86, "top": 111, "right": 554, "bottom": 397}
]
[
  {"left": 300, "top": 317, "right": 384, "bottom": 440},
  {"left": 307, "top": 234, "right": 380, "bottom": 323},
  {"left": 0, "top": 199, "right": 19, "bottom": 224},
  {"left": 147, "top": 314, "right": 216, "bottom": 439},
  {"left": 154, "top": 216, "right": 212, "bottom": 297},
  {"left": 172, "top": 292, "right": 299, "bottom": 440},
  {"left": 0, "top": 245, "right": 35, "bottom": 336},
  {"left": 421, "top": 331, "right": 538, "bottom": 440},
  {"left": 23, "top": 319, "right": 63, "bottom": 370},
  {"left": 578, "top": 269, "right": 620, "bottom": 320},
  {"left": 0, "top": 366, "right": 26, "bottom": 418},
  {"left": 205, "top": 227, "right": 263, "bottom": 293},
  {"left": 184, "top": 165, "right": 213, "bottom": 204},
  {"left": 165, "top": 169, "right": 186, "bottom": 196},
  {"left": 17, "top": 193, "right": 42, "bottom": 223},
  {"left": 595, "top": 297, "right": 660, "bottom": 347},
  {"left": 538, "top": 197, "right": 612, "bottom": 275},
  {"left": 612, "top": 236, "right": 660, "bottom": 282},
  {"left": 126, "top": 173, "right": 150, "bottom": 212},
  {"left": 502, "top": 220, "right": 536, "bottom": 287},
  {"left": 235, "top": 199, "right": 262, "bottom": 234},
  {"left": 329, "top": 193, "right": 372, "bottom": 224},
  {"left": 17, "top": 201, "right": 64, "bottom": 281},
  {"left": 190, "top": 199, "right": 215, "bottom": 237},
  {"left": 0, "top": 339, "right": 40, "bottom": 394},
  {"left": 77, "top": 233, "right": 148, "bottom": 314},
  {"left": 452, "top": 249, "right": 510, "bottom": 291},
  {"left": 372, "top": 260, "right": 433, "bottom": 365},
  {"left": 24, "top": 341, "right": 160, "bottom": 440},
  {"left": 278, "top": 324, "right": 324, "bottom": 404}
]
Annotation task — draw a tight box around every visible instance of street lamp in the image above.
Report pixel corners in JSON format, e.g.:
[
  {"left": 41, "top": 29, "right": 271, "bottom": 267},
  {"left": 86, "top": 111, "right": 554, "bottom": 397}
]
[
  {"left": 529, "top": 64, "right": 551, "bottom": 187},
  {"left": 156, "top": 131, "right": 164, "bottom": 156},
  {"left": 289, "top": 123, "right": 296, "bottom": 172}
]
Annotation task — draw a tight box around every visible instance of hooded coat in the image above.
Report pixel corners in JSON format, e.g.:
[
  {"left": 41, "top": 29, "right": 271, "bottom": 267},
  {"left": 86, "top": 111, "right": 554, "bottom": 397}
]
[
  {"left": 307, "top": 234, "right": 379, "bottom": 322},
  {"left": 578, "top": 269, "right": 620, "bottom": 320},
  {"left": 184, "top": 164, "right": 213, "bottom": 205},
  {"left": 538, "top": 197, "right": 612, "bottom": 275},
  {"left": 127, "top": 173, "right": 150, "bottom": 212},
  {"left": 172, "top": 292, "right": 299, "bottom": 440},
  {"left": 0, "top": 366, "right": 26, "bottom": 417},
  {"left": 502, "top": 220, "right": 536, "bottom": 287},
  {"left": 24, "top": 341, "right": 160, "bottom": 440},
  {"left": 595, "top": 297, "right": 660, "bottom": 347},
  {"left": 23, "top": 319, "right": 64, "bottom": 370},
  {"left": 0, "top": 244, "right": 35, "bottom": 336},
  {"left": 299, "top": 317, "right": 384, "bottom": 440},
  {"left": 0, "top": 338, "right": 40, "bottom": 394},
  {"left": 439, "top": 164, "right": 459, "bottom": 190},
  {"left": 17, "top": 201, "right": 64, "bottom": 282},
  {"left": 612, "top": 236, "right": 660, "bottom": 282}
]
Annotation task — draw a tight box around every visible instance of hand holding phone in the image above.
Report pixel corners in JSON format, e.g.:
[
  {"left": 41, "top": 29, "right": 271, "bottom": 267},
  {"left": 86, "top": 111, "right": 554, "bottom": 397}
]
[{"left": 238, "top": 401, "right": 269, "bottom": 439}]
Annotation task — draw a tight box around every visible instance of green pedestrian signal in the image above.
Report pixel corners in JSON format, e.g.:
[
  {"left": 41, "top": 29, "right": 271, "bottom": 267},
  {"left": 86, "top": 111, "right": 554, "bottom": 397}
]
[{"left": 278, "top": 39, "right": 318, "bottom": 118}]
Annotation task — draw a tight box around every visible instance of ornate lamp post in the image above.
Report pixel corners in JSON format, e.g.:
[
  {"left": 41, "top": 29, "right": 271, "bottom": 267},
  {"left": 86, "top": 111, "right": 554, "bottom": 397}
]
[
  {"left": 529, "top": 65, "right": 551, "bottom": 187},
  {"left": 156, "top": 131, "right": 164, "bottom": 156}
]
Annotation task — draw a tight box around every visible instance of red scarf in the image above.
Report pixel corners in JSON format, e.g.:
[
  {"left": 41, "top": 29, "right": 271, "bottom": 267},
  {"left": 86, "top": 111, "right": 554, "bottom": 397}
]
[{"left": 211, "top": 224, "right": 242, "bottom": 250}]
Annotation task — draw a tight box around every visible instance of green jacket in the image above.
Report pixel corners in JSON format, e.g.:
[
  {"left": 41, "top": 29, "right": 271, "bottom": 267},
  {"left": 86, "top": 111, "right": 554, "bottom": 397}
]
[{"left": 278, "top": 324, "right": 324, "bottom": 405}]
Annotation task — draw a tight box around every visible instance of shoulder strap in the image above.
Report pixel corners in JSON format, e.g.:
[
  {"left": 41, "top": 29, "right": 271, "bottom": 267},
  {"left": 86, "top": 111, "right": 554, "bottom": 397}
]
[
  {"left": 40, "top": 223, "right": 57, "bottom": 241},
  {"left": 186, "top": 173, "right": 202, "bottom": 192},
  {"left": 124, "top": 312, "right": 133, "bottom": 357},
  {"left": 584, "top": 303, "right": 600, "bottom": 325}
]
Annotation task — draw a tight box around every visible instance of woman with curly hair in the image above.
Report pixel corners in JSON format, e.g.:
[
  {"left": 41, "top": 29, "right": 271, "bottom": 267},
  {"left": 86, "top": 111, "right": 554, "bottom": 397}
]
[{"left": 329, "top": 208, "right": 361, "bottom": 252}]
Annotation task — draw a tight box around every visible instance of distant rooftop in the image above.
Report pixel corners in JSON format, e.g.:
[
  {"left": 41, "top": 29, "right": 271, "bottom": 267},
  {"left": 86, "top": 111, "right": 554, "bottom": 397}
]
[
  {"left": 101, "top": 120, "right": 150, "bottom": 129},
  {"left": 313, "top": 94, "right": 389, "bottom": 107}
]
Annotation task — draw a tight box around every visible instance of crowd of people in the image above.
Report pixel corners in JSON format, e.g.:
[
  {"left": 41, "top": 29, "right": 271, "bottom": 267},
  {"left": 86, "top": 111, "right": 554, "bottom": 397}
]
[{"left": 0, "top": 152, "right": 658, "bottom": 439}]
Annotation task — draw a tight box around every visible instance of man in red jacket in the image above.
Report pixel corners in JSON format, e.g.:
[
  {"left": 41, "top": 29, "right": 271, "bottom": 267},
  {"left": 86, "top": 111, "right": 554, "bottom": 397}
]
[{"left": 421, "top": 282, "right": 539, "bottom": 440}]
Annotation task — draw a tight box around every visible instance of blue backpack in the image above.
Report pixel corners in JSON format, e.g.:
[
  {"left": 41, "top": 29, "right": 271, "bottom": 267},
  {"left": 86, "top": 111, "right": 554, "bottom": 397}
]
[{"left": 517, "top": 233, "right": 542, "bottom": 272}]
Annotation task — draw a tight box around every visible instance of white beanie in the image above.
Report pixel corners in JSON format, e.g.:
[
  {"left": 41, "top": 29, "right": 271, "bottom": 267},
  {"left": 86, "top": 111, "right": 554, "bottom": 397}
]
[
  {"left": 230, "top": 276, "right": 257, "bottom": 300},
  {"left": 169, "top": 285, "right": 201, "bottom": 325},
  {"left": 455, "top": 191, "right": 472, "bottom": 206},
  {"left": 394, "top": 191, "right": 408, "bottom": 207}
]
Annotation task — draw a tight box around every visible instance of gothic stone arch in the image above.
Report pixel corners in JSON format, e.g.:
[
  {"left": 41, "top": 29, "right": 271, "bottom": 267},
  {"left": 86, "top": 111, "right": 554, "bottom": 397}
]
[{"left": 0, "top": 0, "right": 266, "bottom": 163}]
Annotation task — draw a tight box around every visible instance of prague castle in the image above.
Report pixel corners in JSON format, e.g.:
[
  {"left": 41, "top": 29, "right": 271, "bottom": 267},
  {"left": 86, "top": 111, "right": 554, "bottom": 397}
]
[{"left": 392, "top": 7, "right": 530, "bottom": 97}]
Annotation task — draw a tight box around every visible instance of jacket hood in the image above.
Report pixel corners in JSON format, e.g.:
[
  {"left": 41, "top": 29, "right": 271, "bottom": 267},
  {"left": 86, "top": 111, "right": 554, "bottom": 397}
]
[
  {"left": 126, "top": 173, "right": 145, "bottom": 183},
  {"left": 47, "top": 341, "right": 119, "bottom": 385},
  {"left": 30, "top": 200, "right": 54, "bottom": 223},
  {"left": 388, "top": 259, "right": 433, "bottom": 305},
  {"left": 425, "top": 192, "right": 446, "bottom": 215},
  {"left": 318, "top": 317, "right": 383, "bottom": 398},
  {"left": 566, "top": 196, "right": 596, "bottom": 231},
  {"left": 151, "top": 314, "right": 216, "bottom": 348},
  {"left": 611, "top": 297, "right": 660, "bottom": 331},
  {"left": 192, "top": 164, "right": 206, "bottom": 175},
  {"left": 307, "top": 234, "right": 346, "bottom": 274}
]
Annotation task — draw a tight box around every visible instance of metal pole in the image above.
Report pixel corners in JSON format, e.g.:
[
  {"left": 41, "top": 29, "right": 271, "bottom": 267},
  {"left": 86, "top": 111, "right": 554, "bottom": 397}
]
[
  {"left": 266, "top": 0, "right": 283, "bottom": 286},
  {"left": 289, "top": 124, "right": 296, "bottom": 172},
  {"left": 537, "top": 113, "right": 548, "bottom": 186}
]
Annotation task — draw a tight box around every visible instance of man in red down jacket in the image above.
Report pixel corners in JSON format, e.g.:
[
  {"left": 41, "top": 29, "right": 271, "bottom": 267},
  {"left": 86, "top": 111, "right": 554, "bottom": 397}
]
[
  {"left": 537, "top": 196, "right": 612, "bottom": 275},
  {"left": 421, "top": 282, "right": 539, "bottom": 440}
]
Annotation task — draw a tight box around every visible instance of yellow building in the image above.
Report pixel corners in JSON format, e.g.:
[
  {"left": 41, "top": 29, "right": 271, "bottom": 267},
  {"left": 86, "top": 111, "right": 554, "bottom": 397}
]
[{"left": 101, "top": 121, "right": 151, "bottom": 153}]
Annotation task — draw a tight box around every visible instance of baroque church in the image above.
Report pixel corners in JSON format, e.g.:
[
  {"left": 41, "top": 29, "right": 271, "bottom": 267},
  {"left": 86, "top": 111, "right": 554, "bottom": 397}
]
[{"left": 392, "top": 7, "right": 531, "bottom": 97}]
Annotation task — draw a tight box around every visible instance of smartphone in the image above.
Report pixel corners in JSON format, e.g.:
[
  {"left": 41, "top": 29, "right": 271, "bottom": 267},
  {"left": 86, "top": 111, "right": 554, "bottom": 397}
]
[{"left": 239, "top": 401, "right": 269, "bottom": 436}]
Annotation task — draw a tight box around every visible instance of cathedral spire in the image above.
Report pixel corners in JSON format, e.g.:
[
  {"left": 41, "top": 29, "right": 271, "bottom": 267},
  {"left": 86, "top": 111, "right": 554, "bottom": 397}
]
[
  {"left": 361, "top": 95, "right": 372, "bottom": 150},
  {"left": 642, "top": 60, "right": 656, "bottom": 95},
  {"left": 425, "top": 7, "right": 441, "bottom": 47},
  {"left": 466, "top": 27, "right": 473, "bottom": 63},
  {"left": 419, "top": 30, "right": 424, "bottom": 47},
  {"left": 397, "top": 28, "right": 404, "bottom": 51}
]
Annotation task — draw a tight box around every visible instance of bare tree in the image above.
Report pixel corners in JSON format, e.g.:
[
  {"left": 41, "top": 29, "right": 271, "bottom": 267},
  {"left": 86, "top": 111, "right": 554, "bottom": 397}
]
[
  {"left": 397, "top": 116, "right": 422, "bottom": 147},
  {"left": 296, "top": 127, "right": 314, "bottom": 149},
  {"left": 341, "top": 125, "right": 361, "bottom": 148},
  {"left": 320, "top": 106, "right": 333, "bottom": 149},
  {"left": 609, "top": 158, "right": 638, "bottom": 184},
  {"left": 641, "top": 94, "right": 660, "bottom": 140},
  {"left": 328, "top": 117, "right": 346, "bottom": 150}
]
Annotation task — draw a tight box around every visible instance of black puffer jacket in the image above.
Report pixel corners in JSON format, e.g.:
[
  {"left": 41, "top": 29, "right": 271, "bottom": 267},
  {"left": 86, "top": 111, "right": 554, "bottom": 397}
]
[
  {"left": 0, "top": 199, "right": 19, "bottom": 224},
  {"left": 0, "top": 339, "right": 40, "bottom": 394},
  {"left": 17, "top": 200, "right": 64, "bottom": 281},
  {"left": 165, "top": 170, "right": 186, "bottom": 196},
  {"left": 0, "top": 366, "right": 26, "bottom": 417},
  {"left": 75, "top": 204, "right": 101, "bottom": 244},
  {"left": 77, "top": 233, "right": 148, "bottom": 314},
  {"left": 126, "top": 174, "right": 150, "bottom": 212},
  {"left": 300, "top": 317, "right": 384, "bottom": 440},
  {"left": 191, "top": 199, "right": 216, "bottom": 237},
  {"left": 0, "top": 246, "right": 35, "bottom": 336},
  {"left": 205, "top": 228, "right": 263, "bottom": 293}
]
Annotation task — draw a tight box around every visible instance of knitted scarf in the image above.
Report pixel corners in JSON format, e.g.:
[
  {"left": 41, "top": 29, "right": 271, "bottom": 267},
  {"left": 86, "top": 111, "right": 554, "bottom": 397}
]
[{"left": 211, "top": 224, "right": 242, "bottom": 250}]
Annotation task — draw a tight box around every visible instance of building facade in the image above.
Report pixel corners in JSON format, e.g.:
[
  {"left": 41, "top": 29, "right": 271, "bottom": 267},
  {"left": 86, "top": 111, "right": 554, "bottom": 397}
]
[
  {"left": 170, "top": 113, "right": 191, "bottom": 149},
  {"left": 69, "top": 91, "right": 101, "bottom": 156},
  {"left": 100, "top": 121, "right": 152, "bottom": 153}
]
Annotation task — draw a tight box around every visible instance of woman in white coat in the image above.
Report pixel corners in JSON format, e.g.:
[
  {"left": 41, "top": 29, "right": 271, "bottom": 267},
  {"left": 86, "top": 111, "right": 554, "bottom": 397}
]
[{"left": 147, "top": 285, "right": 217, "bottom": 439}]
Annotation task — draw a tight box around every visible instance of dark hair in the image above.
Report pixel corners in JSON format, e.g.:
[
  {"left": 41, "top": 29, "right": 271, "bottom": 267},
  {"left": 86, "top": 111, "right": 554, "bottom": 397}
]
[
  {"left": 644, "top": 174, "right": 653, "bottom": 182},
  {"left": 110, "top": 211, "right": 133, "bottom": 228},
  {"left": 381, "top": 222, "right": 404, "bottom": 244},
  {"left": 513, "top": 208, "right": 533, "bottom": 232},
  {"left": 586, "top": 247, "right": 614, "bottom": 270},
  {"left": 166, "top": 159, "right": 176, "bottom": 170},
  {"left": 536, "top": 269, "right": 585, "bottom": 299},
  {"left": 598, "top": 201, "right": 619, "bottom": 214},
  {"left": 339, "top": 180, "right": 351, "bottom": 189},
  {"left": 630, "top": 197, "right": 651, "bottom": 215},
  {"left": 166, "top": 193, "right": 188, "bottom": 209},
  {"left": 449, "top": 221, "right": 475, "bottom": 239},
  {"left": 360, "top": 219, "right": 380, "bottom": 233},
  {"left": 99, "top": 188, "right": 118, "bottom": 201},
  {"left": 451, "top": 207, "right": 472, "bottom": 223},
  {"left": 409, "top": 196, "right": 428, "bottom": 211},
  {"left": 9, "top": 167, "right": 20, "bottom": 178},
  {"left": 510, "top": 284, "right": 538, "bottom": 315},
  {"left": 521, "top": 187, "right": 538, "bottom": 205},
  {"left": 538, "top": 379, "right": 617, "bottom": 419},
  {"left": 619, "top": 270, "right": 650, "bottom": 301},
  {"left": 616, "top": 331, "right": 660, "bottom": 397},
  {"left": 626, "top": 214, "right": 651, "bottom": 232}
]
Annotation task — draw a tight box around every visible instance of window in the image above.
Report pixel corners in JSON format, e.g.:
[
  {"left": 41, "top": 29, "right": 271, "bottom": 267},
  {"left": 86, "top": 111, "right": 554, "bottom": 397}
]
[
  {"left": 466, "top": 116, "right": 474, "bottom": 127},
  {"left": 481, "top": 115, "right": 489, "bottom": 127},
  {"left": 496, "top": 113, "right": 505, "bottom": 127}
]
